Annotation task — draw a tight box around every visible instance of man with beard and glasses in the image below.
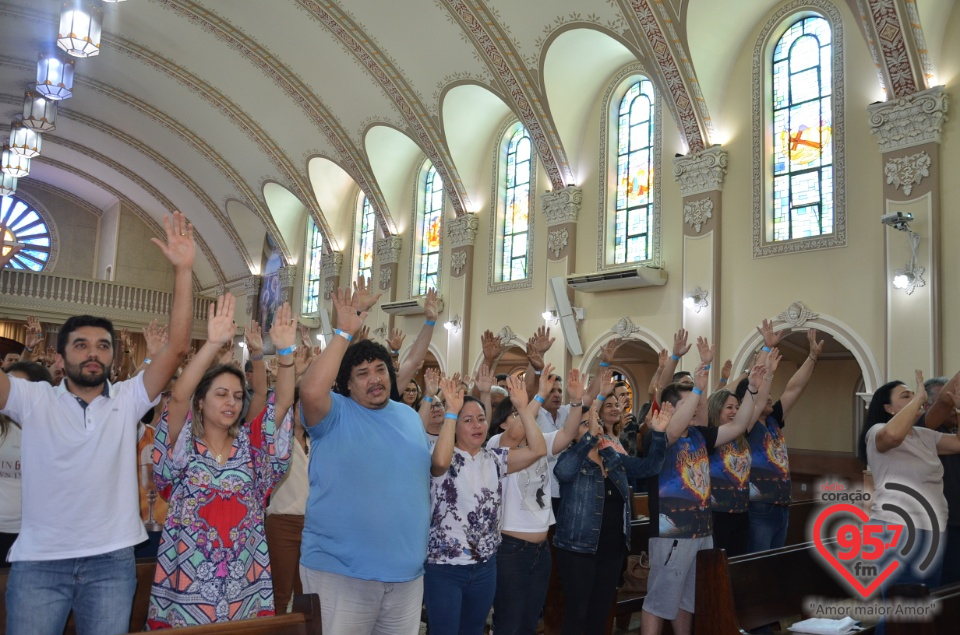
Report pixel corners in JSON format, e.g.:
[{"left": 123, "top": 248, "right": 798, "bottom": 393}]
[
  {"left": 0, "top": 212, "right": 196, "bottom": 635},
  {"left": 298, "top": 285, "right": 432, "bottom": 635}
]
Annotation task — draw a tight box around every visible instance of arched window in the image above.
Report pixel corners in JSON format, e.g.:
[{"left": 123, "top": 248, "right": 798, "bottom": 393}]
[
  {"left": 414, "top": 164, "right": 443, "bottom": 296},
  {"left": 493, "top": 123, "right": 533, "bottom": 286},
  {"left": 302, "top": 218, "right": 323, "bottom": 314},
  {"left": 754, "top": 4, "right": 844, "bottom": 257},
  {"left": 1, "top": 195, "right": 52, "bottom": 271},
  {"left": 356, "top": 195, "right": 376, "bottom": 283},
  {"left": 614, "top": 79, "right": 656, "bottom": 265}
]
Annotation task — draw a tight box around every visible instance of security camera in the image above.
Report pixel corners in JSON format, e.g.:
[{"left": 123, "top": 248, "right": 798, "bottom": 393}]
[{"left": 881, "top": 212, "right": 914, "bottom": 231}]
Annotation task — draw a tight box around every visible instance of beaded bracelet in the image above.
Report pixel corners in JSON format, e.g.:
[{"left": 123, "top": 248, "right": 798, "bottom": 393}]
[{"left": 249, "top": 353, "right": 264, "bottom": 362}]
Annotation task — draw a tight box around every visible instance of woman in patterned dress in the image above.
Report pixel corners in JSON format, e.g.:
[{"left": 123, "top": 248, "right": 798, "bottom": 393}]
[
  {"left": 424, "top": 373, "right": 548, "bottom": 635},
  {"left": 146, "top": 294, "right": 296, "bottom": 629}
]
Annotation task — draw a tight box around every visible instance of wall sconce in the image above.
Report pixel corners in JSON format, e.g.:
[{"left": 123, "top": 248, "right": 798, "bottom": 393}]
[
  {"left": 372, "top": 324, "right": 387, "bottom": 340},
  {"left": 541, "top": 307, "right": 585, "bottom": 323},
  {"left": 444, "top": 315, "right": 462, "bottom": 333},
  {"left": 683, "top": 287, "right": 709, "bottom": 313},
  {"left": 884, "top": 213, "right": 925, "bottom": 295}
]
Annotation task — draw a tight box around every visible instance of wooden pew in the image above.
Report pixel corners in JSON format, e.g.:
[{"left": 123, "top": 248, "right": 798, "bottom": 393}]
[
  {"left": 123, "top": 593, "right": 322, "bottom": 635},
  {"left": 886, "top": 582, "right": 960, "bottom": 635}
]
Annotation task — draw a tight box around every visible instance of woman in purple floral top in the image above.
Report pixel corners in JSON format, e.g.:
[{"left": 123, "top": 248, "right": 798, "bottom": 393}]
[{"left": 424, "top": 373, "right": 548, "bottom": 634}]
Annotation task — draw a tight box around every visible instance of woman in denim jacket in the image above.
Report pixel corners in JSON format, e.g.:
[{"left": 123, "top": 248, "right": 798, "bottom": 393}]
[{"left": 553, "top": 372, "right": 671, "bottom": 635}]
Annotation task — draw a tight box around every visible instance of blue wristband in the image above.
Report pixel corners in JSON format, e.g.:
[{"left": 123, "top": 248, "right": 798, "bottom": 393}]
[
  {"left": 761, "top": 346, "right": 771, "bottom": 353},
  {"left": 671, "top": 354, "right": 680, "bottom": 361},
  {"left": 692, "top": 387, "right": 703, "bottom": 395},
  {"left": 703, "top": 364, "right": 711, "bottom": 371},
  {"left": 534, "top": 395, "right": 545, "bottom": 404},
  {"left": 333, "top": 329, "right": 353, "bottom": 343},
  {"left": 596, "top": 394, "right": 606, "bottom": 402},
  {"left": 425, "top": 320, "right": 436, "bottom": 326},
  {"left": 423, "top": 395, "right": 433, "bottom": 403},
  {"left": 143, "top": 358, "right": 151, "bottom": 365},
  {"left": 599, "top": 361, "right": 610, "bottom": 368},
  {"left": 444, "top": 412, "right": 458, "bottom": 421},
  {"left": 277, "top": 344, "right": 298, "bottom": 356},
  {"left": 391, "top": 349, "right": 400, "bottom": 355}
]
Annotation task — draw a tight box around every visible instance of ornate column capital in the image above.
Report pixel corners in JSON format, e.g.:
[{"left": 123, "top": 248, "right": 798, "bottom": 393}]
[
  {"left": 241, "top": 275, "right": 261, "bottom": 295},
  {"left": 320, "top": 251, "right": 343, "bottom": 279},
  {"left": 673, "top": 145, "right": 728, "bottom": 196},
  {"left": 540, "top": 186, "right": 582, "bottom": 227},
  {"left": 374, "top": 236, "right": 402, "bottom": 265},
  {"left": 868, "top": 86, "right": 948, "bottom": 152},
  {"left": 278, "top": 266, "right": 298, "bottom": 288},
  {"left": 447, "top": 214, "right": 480, "bottom": 248}
]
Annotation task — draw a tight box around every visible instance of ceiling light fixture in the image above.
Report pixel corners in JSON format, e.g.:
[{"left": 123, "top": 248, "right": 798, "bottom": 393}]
[
  {"left": 58, "top": 0, "right": 103, "bottom": 58},
  {"left": 8, "top": 121, "right": 41, "bottom": 158},
  {"left": 1, "top": 148, "right": 30, "bottom": 178},
  {"left": 683, "top": 287, "right": 709, "bottom": 313},
  {"left": 0, "top": 173, "right": 16, "bottom": 197},
  {"left": 35, "top": 50, "right": 75, "bottom": 101},
  {"left": 22, "top": 87, "right": 58, "bottom": 131}
]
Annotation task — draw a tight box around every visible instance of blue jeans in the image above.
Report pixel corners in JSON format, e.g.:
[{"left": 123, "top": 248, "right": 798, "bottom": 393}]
[
  {"left": 492, "top": 536, "right": 551, "bottom": 635},
  {"left": 747, "top": 502, "right": 790, "bottom": 553},
  {"left": 424, "top": 556, "right": 497, "bottom": 635},
  {"left": 871, "top": 522, "right": 944, "bottom": 635},
  {"left": 6, "top": 546, "right": 136, "bottom": 635}
]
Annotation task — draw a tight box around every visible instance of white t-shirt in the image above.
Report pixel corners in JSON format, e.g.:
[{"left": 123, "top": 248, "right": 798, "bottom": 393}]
[
  {"left": 1, "top": 374, "right": 157, "bottom": 560},
  {"left": 537, "top": 403, "right": 575, "bottom": 498},
  {"left": 0, "top": 424, "right": 22, "bottom": 533},
  {"left": 267, "top": 440, "right": 309, "bottom": 516},
  {"left": 866, "top": 424, "right": 947, "bottom": 531},
  {"left": 488, "top": 430, "right": 559, "bottom": 532}
]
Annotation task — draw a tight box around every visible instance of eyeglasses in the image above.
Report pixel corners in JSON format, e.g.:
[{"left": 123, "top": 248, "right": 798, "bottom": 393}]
[{"left": 430, "top": 401, "right": 446, "bottom": 409}]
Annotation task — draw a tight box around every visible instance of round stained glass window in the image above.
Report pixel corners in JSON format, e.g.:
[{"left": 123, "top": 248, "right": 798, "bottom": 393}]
[{"left": 2, "top": 196, "right": 52, "bottom": 271}]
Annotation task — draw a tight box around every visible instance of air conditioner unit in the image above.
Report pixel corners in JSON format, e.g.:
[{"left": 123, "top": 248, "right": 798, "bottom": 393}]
[
  {"left": 381, "top": 299, "right": 425, "bottom": 315},
  {"left": 566, "top": 266, "right": 667, "bottom": 292}
]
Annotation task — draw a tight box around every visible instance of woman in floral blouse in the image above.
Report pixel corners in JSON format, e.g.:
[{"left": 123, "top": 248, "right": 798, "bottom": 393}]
[
  {"left": 425, "top": 373, "right": 547, "bottom": 634},
  {"left": 146, "top": 294, "right": 296, "bottom": 629}
]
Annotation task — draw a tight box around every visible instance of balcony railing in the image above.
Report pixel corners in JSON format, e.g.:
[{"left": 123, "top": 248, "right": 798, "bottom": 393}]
[{"left": 0, "top": 269, "right": 212, "bottom": 331}]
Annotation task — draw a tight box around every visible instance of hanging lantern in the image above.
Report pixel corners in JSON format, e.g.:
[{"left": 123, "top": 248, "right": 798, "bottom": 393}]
[
  {"left": 1, "top": 147, "right": 30, "bottom": 178},
  {"left": 57, "top": 1, "right": 103, "bottom": 58},
  {"left": 36, "top": 50, "right": 75, "bottom": 101},
  {"left": 22, "top": 87, "right": 58, "bottom": 132},
  {"left": 9, "top": 122, "right": 42, "bottom": 158},
  {"left": 0, "top": 173, "right": 16, "bottom": 197}
]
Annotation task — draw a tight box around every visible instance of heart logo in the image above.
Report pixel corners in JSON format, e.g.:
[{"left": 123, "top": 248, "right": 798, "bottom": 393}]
[{"left": 813, "top": 503, "right": 899, "bottom": 599}]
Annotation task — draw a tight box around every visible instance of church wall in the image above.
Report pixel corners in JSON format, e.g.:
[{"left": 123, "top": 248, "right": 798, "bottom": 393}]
[
  {"left": 114, "top": 205, "right": 176, "bottom": 292},
  {"left": 17, "top": 184, "right": 98, "bottom": 279}
]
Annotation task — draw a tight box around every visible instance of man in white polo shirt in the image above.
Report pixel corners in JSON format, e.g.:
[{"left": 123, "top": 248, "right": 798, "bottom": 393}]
[{"left": 0, "top": 212, "right": 196, "bottom": 635}]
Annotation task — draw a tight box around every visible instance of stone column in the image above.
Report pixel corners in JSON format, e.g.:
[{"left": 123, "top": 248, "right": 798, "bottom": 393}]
[
  {"left": 279, "top": 266, "right": 297, "bottom": 305},
  {"left": 673, "top": 146, "right": 727, "bottom": 379},
  {"left": 446, "top": 214, "right": 479, "bottom": 375},
  {"left": 320, "top": 251, "right": 344, "bottom": 304},
  {"left": 373, "top": 236, "right": 402, "bottom": 341},
  {"left": 868, "top": 86, "right": 947, "bottom": 378},
  {"left": 540, "top": 186, "right": 582, "bottom": 368}
]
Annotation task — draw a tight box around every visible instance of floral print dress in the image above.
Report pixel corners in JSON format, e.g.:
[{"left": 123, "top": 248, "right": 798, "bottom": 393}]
[
  {"left": 146, "top": 393, "right": 292, "bottom": 629},
  {"left": 428, "top": 447, "right": 509, "bottom": 565}
]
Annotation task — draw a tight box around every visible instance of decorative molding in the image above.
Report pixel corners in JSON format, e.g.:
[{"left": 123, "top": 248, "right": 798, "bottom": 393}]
[
  {"left": 540, "top": 186, "right": 582, "bottom": 227},
  {"left": 279, "top": 266, "right": 298, "bottom": 288},
  {"left": 884, "top": 151, "right": 931, "bottom": 196},
  {"left": 855, "top": 0, "right": 920, "bottom": 98},
  {"left": 868, "top": 85, "right": 948, "bottom": 152},
  {"left": 752, "top": 0, "right": 846, "bottom": 258},
  {"left": 447, "top": 214, "right": 480, "bottom": 249},
  {"left": 379, "top": 266, "right": 393, "bottom": 290},
  {"left": 496, "top": 325, "right": 523, "bottom": 347},
  {"left": 450, "top": 250, "right": 468, "bottom": 277},
  {"left": 374, "top": 236, "right": 402, "bottom": 265},
  {"left": 548, "top": 229, "right": 569, "bottom": 259},
  {"left": 683, "top": 198, "right": 714, "bottom": 233},
  {"left": 610, "top": 316, "right": 641, "bottom": 338},
  {"left": 320, "top": 251, "right": 343, "bottom": 280},
  {"left": 323, "top": 278, "right": 335, "bottom": 301},
  {"left": 775, "top": 301, "right": 819, "bottom": 328},
  {"left": 242, "top": 276, "right": 261, "bottom": 295},
  {"left": 597, "top": 63, "right": 662, "bottom": 271},
  {"left": 673, "top": 146, "right": 728, "bottom": 196}
]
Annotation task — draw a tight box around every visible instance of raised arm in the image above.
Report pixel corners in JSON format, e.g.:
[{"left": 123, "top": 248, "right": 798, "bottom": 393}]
[
  {"left": 504, "top": 374, "right": 547, "bottom": 473},
  {"left": 715, "top": 359, "right": 733, "bottom": 392},
  {"left": 299, "top": 287, "right": 368, "bottom": 426},
  {"left": 481, "top": 329, "right": 503, "bottom": 370},
  {"left": 778, "top": 329, "right": 823, "bottom": 415},
  {"left": 693, "top": 337, "right": 715, "bottom": 427},
  {"left": 244, "top": 319, "right": 268, "bottom": 423},
  {"left": 134, "top": 320, "right": 167, "bottom": 375},
  {"left": 585, "top": 338, "right": 622, "bottom": 408},
  {"left": 524, "top": 326, "right": 554, "bottom": 400},
  {"left": 924, "top": 370, "right": 960, "bottom": 431},
  {"left": 165, "top": 293, "right": 237, "bottom": 449},
  {"left": 473, "top": 363, "right": 495, "bottom": 418},
  {"left": 718, "top": 360, "right": 776, "bottom": 445},
  {"left": 397, "top": 287, "right": 438, "bottom": 390},
  {"left": 143, "top": 212, "right": 195, "bottom": 400},
  {"left": 419, "top": 367, "right": 441, "bottom": 431},
  {"left": 648, "top": 348, "right": 668, "bottom": 400},
  {"left": 268, "top": 303, "right": 297, "bottom": 422},
  {"left": 554, "top": 368, "right": 585, "bottom": 451},
  {"left": 432, "top": 377, "right": 462, "bottom": 477},
  {"left": 664, "top": 364, "right": 708, "bottom": 445},
  {"left": 386, "top": 328, "right": 405, "bottom": 371},
  {"left": 20, "top": 316, "right": 43, "bottom": 363},
  {"left": 662, "top": 329, "right": 692, "bottom": 386},
  {"left": 748, "top": 348, "right": 781, "bottom": 430},
  {"left": 875, "top": 370, "right": 927, "bottom": 453}
]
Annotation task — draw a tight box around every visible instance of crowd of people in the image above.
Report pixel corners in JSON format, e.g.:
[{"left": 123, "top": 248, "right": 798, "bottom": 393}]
[{"left": 1, "top": 213, "right": 959, "bottom": 635}]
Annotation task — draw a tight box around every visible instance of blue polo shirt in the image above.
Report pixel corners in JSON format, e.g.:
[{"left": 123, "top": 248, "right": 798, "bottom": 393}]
[{"left": 300, "top": 392, "right": 431, "bottom": 582}]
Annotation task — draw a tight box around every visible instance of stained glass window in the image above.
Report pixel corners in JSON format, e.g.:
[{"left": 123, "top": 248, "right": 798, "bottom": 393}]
[
  {"left": 614, "top": 80, "right": 655, "bottom": 264},
  {"left": 302, "top": 218, "right": 323, "bottom": 314},
  {"left": 1, "top": 196, "right": 51, "bottom": 271},
  {"left": 417, "top": 165, "right": 443, "bottom": 296},
  {"left": 772, "top": 16, "right": 833, "bottom": 241},
  {"left": 357, "top": 195, "right": 375, "bottom": 283},
  {"left": 501, "top": 126, "right": 531, "bottom": 282}
]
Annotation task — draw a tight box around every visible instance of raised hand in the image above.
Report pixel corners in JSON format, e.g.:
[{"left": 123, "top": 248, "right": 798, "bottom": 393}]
[
  {"left": 356, "top": 325, "right": 370, "bottom": 342},
  {"left": 473, "top": 364, "right": 494, "bottom": 394},
  {"left": 505, "top": 374, "right": 530, "bottom": 409},
  {"left": 651, "top": 401, "right": 675, "bottom": 432},
  {"left": 450, "top": 372, "right": 463, "bottom": 388},
  {"left": 206, "top": 293, "right": 237, "bottom": 347},
  {"left": 807, "top": 329, "right": 824, "bottom": 361},
  {"left": 299, "top": 324, "right": 311, "bottom": 349},
  {"left": 387, "top": 328, "right": 406, "bottom": 352},
  {"left": 657, "top": 348, "right": 669, "bottom": 370},
  {"left": 532, "top": 326, "right": 555, "bottom": 355},
  {"left": 525, "top": 336, "right": 545, "bottom": 371},
  {"left": 693, "top": 363, "right": 709, "bottom": 393},
  {"left": 756, "top": 318, "right": 782, "bottom": 349},
  {"left": 600, "top": 337, "right": 623, "bottom": 364},
  {"left": 747, "top": 363, "right": 766, "bottom": 393},
  {"left": 245, "top": 318, "right": 263, "bottom": 356},
  {"left": 566, "top": 368, "right": 585, "bottom": 403},
  {"left": 696, "top": 336, "right": 715, "bottom": 365},
  {"left": 765, "top": 347, "right": 782, "bottom": 376},
  {"left": 143, "top": 320, "right": 168, "bottom": 358},
  {"left": 424, "top": 367, "right": 441, "bottom": 398},
  {"left": 439, "top": 376, "right": 464, "bottom": 415},
  {"left": 538, "top": 363, "right": 558, "bottom": 399},
  {"left": 481, "top": 330, "right": 502, "bottom": 366},
  {"left": 914, "top": 369, "right": 927, "bottom": 406},
  {"left": 597, "top": 369, "right": 615, "bottom": 398},
  {"left": 352, "top": 276, "right": 383, "bottom": 313},
  {"left": 120, "top": 328, "right": 133, "bottom": 354},
  {"left": 332, "top": 286, "right": 367, "bottom": 336},
  {"left": 270, "top": 302, "right": 298, "bottom": 352},
  {"left": 294, "top": 345, "right": 312, "bottom": 376},
  {"left": 423, "top": 288, "right": 440, "bottom": 322},
  {"left": 587, "top": 407, "right": 602, "bottom": 438},
  {"left": 44, "top": 346, "right": 57, "bottom": 366},
  {"left": 720, "top": 359, "right": 732, "bottom": 382},
  {"left": 151, "top": 210, "right": 195, "bottom": 271},
  {"left": 24, "top": 316, "right": 42, "bottom": 351},
  {"left": 673, "top": 329, "right": 692, "bottom": 358},
  {"left": 218, "top": 344, "right": 235, "bottom": 366}
]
